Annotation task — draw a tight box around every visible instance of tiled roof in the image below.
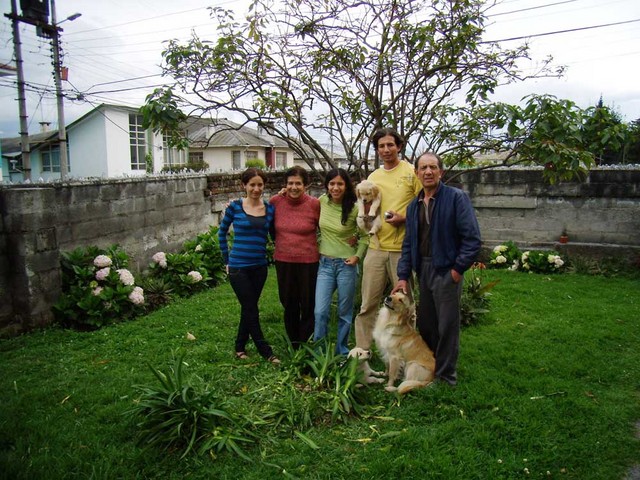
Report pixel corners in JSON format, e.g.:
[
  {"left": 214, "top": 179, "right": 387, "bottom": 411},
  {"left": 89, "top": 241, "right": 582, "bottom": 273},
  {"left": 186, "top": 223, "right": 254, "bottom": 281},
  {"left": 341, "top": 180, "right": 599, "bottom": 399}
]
[{"left": 187, "top": 118, "right": 289, "bottom": 149}]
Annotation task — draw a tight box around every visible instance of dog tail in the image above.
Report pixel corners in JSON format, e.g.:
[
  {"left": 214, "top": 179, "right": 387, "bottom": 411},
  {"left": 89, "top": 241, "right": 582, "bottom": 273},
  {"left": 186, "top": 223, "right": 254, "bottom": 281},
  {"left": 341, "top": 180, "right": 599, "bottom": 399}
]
[{"left": 397, "top": 379, "right": 431, "bottom": 394}]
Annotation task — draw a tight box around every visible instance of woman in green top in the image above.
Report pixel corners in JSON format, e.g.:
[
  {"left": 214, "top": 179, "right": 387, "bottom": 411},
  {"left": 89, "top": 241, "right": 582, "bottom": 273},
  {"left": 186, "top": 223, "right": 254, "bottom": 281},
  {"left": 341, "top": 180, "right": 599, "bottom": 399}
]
[{"left": 314, "top": 168, "right": 369, "bottom": 355}]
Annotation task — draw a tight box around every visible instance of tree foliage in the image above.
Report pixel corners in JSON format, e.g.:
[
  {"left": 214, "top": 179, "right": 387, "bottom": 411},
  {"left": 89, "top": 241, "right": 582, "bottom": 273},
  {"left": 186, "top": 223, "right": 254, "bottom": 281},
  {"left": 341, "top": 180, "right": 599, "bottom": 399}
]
[{"left": 143, "top": 0, "right": 626, "bottom": 183}]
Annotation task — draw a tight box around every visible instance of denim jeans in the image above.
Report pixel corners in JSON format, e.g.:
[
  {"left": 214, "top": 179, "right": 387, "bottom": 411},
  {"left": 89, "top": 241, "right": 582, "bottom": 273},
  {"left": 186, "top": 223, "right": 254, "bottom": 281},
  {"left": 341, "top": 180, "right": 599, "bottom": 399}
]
[
  {"left": 228, "top": 265, "right": 273, "bottom": 359},
  {"left": 313, "top": 255, "right": 358, "bottom": 356}
]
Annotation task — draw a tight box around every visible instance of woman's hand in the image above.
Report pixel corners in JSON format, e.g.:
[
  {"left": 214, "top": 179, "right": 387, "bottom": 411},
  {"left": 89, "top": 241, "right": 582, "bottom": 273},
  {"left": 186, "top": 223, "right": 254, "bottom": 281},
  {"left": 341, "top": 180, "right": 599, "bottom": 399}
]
[{"left": 344, "top": 256, "right": 359, "bottom": 266}]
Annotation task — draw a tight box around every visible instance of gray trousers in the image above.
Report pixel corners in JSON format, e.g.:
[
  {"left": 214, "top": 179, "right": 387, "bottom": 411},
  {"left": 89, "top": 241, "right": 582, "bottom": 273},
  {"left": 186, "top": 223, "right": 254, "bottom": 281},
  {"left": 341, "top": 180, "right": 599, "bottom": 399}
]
[{"left": 417, "top": 258, "right": 463, "bottom": 385}]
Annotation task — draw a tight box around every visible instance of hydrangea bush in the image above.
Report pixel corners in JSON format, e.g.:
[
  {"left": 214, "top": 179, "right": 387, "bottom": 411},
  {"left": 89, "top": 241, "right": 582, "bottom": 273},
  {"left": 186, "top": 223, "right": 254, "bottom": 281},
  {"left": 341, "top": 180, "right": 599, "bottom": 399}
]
[
  {"left": 53, "top": 228, "right": 226, "bottom": 330},
  {"left": 489, "top": 241, "right": 566, "bottom": 274},
  {"left": 53, "top": 245, "right": 145, "bottom": 329}
]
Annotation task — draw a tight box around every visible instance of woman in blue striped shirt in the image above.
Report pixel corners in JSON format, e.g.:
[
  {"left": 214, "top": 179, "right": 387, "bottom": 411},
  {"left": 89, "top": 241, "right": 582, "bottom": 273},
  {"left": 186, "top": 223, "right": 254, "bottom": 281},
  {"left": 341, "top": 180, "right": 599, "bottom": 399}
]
[{"left": 218, "top": 168, "right": 280, "bottom": 364}]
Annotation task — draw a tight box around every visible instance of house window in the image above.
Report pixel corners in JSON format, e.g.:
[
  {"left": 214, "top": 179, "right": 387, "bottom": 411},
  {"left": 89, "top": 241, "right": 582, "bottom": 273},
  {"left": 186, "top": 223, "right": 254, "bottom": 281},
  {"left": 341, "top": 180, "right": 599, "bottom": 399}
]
[
  {"left": 245, "top": 151, "right": 258, "bottom": 162},
  {"left": 232, "top": 150, "right": 241, "bottom": 170},
  {"left": 129, "top": 114, "right": 146, "bottom": 170},
  {"left": 275, "top": 152, "right": 286, "bottom": 169},
  {"left": 188, "top": 151, "right": 203, "bottom": 163},
  {"left": 163, "top": 134, "right": 186, "bottom": 168},
  {"left": 41, "top": 145, "right": 60, "bottom": 172}
]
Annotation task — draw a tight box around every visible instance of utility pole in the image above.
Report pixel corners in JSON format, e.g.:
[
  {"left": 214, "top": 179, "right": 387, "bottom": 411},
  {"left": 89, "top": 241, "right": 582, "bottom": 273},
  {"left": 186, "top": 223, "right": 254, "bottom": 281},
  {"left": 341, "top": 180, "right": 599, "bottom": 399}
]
[
  {"left": 50, "top": 0, "right": 68, "bottom": 180},
  {"left": 7, "top": 0, "right": 31, "bottom": 181}
]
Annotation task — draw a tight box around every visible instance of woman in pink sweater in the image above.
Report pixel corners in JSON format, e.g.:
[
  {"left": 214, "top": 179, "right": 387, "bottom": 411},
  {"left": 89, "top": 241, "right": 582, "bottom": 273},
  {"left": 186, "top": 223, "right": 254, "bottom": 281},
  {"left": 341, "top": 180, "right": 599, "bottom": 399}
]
[{"left": 270, "top": 166, "right": 320, "bottom": 349}]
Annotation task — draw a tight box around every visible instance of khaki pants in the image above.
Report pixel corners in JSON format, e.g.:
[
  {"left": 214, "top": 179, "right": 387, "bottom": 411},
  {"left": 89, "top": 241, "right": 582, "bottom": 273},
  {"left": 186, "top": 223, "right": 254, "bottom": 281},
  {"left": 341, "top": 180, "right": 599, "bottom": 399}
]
[{"left": 354, "top": 248, "right": 413, "bottom": 350}]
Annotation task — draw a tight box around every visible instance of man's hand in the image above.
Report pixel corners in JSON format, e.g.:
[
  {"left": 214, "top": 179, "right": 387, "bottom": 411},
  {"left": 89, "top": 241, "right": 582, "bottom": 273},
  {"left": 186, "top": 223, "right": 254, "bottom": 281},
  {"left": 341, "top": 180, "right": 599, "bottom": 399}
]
[
  {"left": 385, "top": 210, "right": 406, "bottom": 227},
  {"left": 451, "top": 269, "right": 462, "bottom": 283},
  {"left": 391, "top": 280, "right": 408, "bottom": 295}
]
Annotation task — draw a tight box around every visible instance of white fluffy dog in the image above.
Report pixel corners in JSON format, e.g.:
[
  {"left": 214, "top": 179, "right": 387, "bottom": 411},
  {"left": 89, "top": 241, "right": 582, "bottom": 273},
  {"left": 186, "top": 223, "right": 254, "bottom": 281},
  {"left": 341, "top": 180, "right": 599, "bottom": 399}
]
[
  {"left": 355, "top": 180, "right": 383, "bottom": 238},
  {"left": 373, "top": 291, "right": 435, "bottom": 394},
  {"left": 347, "top": 347, "right": 386, "bottom": 385}
]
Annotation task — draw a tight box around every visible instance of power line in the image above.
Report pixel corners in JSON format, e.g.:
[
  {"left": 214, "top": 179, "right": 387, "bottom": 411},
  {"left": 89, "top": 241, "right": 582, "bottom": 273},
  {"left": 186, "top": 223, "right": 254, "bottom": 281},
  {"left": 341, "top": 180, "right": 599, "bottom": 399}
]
[
  {"left": 488, "top": 0, "right": 578, "bottom": 17},
  {"left": 482, "top": 17, "right": 640, "bottom": 43}
]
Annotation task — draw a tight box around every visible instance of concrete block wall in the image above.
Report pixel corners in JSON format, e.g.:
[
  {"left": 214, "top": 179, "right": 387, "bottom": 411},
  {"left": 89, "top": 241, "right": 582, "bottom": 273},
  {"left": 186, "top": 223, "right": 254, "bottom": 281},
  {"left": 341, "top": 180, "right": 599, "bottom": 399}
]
[
  {"left": 1, "top": 168, "right": 639, "bottom": 336},
  {"left": 455, "top": 169, "right": 640, "bottom": 247},
  {"left": 0, "top": 175, "right": 215, "bottom": 336}
]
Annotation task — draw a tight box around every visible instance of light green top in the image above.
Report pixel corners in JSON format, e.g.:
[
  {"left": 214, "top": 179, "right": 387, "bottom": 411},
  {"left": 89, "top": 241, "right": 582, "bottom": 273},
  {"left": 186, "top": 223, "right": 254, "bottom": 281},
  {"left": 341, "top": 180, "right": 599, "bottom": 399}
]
[{"left": 318, "top": 194, "right": 369, "bottom": 259}]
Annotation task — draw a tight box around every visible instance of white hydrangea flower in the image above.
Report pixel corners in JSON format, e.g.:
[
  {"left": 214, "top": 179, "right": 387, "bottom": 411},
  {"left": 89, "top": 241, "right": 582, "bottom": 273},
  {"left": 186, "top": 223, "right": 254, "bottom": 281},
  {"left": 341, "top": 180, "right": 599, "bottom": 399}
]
[
  {"left": 152, "top": 251, "right": 168, "bottom": 268},
  {"left": 93, "top": 255, "right": 112, "bottom": 268},
  {"left": 96, "top": 267, "right": 110, "bottom": 281},
  {"left": 496, "top": 255, "right": 507, "bottom": 264},
  {"left": 521, "top": 251, "right": 529, "bottom": 261},
  {"left": 188, "top": 271, "right": 203, "bottom": 283},
  {"left": 195, "top": 245, "right": 203, "bottom": 252},
  {"left": 128, "top": 286, "right": 145, "bottom": 305},
  {"left": 117, "top": 268, "right": 135, "bottom": 286}
]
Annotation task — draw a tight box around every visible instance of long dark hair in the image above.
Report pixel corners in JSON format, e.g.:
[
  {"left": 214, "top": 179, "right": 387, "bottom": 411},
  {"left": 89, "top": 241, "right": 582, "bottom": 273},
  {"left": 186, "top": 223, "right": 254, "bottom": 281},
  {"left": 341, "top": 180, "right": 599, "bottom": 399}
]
[{"left": 324, "top": 168, "right": 356, "bottom": 225}]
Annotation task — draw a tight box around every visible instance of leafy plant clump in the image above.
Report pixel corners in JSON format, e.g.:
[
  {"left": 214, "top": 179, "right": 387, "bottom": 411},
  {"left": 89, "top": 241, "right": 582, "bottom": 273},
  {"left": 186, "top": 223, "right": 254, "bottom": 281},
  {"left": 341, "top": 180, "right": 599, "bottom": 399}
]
[
  {"left": 128, "top": 355, "right": 255, "bottom": 460},
  {"left": 128, "top": 344, "right": 370, "bottom": 462},
  {"left": 52, "top": 245, "right": 145, "bottom": 329},
  {"left": 460, "top": 262, "right": 499, "bottom": 327}
]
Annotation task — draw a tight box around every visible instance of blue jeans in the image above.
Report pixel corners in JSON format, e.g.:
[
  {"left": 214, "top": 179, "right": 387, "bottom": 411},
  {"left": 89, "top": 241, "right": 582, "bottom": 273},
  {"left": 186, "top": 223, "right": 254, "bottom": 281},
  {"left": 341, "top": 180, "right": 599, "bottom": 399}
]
[{"left": 313, "top": 256, "right": 357, "bottom": 356}]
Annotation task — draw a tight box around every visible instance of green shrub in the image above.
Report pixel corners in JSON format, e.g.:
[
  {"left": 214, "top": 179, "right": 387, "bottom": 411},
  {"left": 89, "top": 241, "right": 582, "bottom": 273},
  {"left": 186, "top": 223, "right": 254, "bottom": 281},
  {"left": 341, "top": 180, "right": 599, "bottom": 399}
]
[
  {"left": 521, "top": 250, "right": 565, "bottom": 273},
  {"left": 245, "top": 159, "right": 266, "bottom": 169},
  {"left": 489, "top": 241, "right": 567, "bottom": 274},
  {"left": 148, "top": 227, "right": 225, "bottom": 297},
  {"left": 52, "top": 245, "right": 145, "bottom": 329},
  {"left": 488, "top": 241, "right": 521, "bottom": 270},
  {"left": 461, "top": 262, "right": 499, "bottom": 327}
]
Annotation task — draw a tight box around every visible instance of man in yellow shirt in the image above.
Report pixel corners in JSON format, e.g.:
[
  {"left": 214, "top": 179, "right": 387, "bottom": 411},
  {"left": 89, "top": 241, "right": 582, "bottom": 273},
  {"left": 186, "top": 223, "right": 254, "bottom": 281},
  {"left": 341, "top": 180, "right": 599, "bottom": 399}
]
[{"left": 355, "top": 128, "right": 422, "bottom": 352}]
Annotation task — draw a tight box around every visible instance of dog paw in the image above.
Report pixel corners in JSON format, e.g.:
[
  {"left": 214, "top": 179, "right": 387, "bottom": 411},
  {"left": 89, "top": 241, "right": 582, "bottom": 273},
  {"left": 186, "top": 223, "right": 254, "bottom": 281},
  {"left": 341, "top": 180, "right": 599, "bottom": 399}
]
[
  {"left": 384, "top": 386, "right": 397, "bottom": 392},
  {"left": 367, "top": 377, "right": 385, "bottom": 384}
]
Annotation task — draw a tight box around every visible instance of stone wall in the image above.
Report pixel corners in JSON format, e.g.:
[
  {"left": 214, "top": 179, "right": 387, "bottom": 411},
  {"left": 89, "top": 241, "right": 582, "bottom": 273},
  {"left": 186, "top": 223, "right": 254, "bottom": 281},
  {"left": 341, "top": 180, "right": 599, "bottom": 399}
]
[
  {"left": 0, "top": 175, "right": 216, "bottom": 336},
  {"left": 1, "top": 168, "right": 638, "bottom": 336}
]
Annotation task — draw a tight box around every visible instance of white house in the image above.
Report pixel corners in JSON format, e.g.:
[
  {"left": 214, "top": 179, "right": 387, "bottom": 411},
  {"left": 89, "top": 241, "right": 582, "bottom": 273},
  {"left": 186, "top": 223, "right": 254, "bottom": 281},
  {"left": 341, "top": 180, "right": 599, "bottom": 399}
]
[{"left": 1, "top": 103, "right": 297, "bottom": 182}]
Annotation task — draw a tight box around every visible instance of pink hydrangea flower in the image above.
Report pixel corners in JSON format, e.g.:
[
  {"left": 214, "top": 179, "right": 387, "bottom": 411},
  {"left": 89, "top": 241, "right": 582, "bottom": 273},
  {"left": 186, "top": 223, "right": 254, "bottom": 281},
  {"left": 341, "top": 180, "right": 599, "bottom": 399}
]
[
  {"left": 96, "top": 267, "right": 110, "bottom": 281},
  {"left": 117, "top": 268, "right": 135, "bottom": 286},
  {"left": 93, "top": 255, "right": 112, "bottom": 268},
  {"left": 128, "top": 286, "right": 144, "bottom": 305},
  {"left": 92, "top": 286, "right": 103, "bottom": 296},
  {"left": 152, "top": 252, "right": 168, "bottom": 268},
  {"left": 188, "top": 271, "right": 203, "bottom": 283}
]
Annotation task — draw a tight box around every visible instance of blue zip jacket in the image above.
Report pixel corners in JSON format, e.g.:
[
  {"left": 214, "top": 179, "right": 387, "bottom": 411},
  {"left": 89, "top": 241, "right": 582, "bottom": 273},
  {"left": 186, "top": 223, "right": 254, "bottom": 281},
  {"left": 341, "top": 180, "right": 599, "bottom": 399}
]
[{"left": 397, "top": 182, "right": 481, "bottom": 280}]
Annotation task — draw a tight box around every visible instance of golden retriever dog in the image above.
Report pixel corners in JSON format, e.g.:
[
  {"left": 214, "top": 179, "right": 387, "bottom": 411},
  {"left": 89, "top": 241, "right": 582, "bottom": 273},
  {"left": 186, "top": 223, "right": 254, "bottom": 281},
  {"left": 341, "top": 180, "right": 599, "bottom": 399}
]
[
  {"left": 348, "top": 347, "right": 386, "bottom": 385},
  {"left": 355, "top": 180, "right": 382, "bottom": 238},
  {"left": 373, "top": 291, "right": 435, "bottom": 394}
]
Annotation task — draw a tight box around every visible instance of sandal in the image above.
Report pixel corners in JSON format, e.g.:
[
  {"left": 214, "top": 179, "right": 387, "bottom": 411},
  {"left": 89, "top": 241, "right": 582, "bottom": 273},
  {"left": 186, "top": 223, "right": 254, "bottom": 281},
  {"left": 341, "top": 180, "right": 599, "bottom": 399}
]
[
  {"left": 235, "top": 351, "right": 249, "bottom": 360},
  {"left": 267, "top": 355, "right": 281, "bottom": 365}
]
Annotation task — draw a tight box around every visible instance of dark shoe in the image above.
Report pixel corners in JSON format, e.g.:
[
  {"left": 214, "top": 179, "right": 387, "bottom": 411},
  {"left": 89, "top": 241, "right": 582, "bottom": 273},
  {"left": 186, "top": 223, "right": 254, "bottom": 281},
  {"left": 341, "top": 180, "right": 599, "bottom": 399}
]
[{"left": 235, "top": 351, "right": 249, "bottom": 360}]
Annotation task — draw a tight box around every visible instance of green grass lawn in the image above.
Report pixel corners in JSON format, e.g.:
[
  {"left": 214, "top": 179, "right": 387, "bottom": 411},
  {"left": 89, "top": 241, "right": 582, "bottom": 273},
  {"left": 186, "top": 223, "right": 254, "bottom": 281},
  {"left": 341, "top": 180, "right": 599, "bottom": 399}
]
[{"left": 1, "top": 269, "right": 639, "bottom": 479}]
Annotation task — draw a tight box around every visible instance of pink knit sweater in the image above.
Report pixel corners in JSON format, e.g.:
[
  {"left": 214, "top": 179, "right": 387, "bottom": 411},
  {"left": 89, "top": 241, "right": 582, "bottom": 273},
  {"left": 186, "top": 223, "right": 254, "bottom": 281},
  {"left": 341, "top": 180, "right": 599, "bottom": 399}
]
[{"left": 269, "top": 194, "right": 320, "bottom": 263}]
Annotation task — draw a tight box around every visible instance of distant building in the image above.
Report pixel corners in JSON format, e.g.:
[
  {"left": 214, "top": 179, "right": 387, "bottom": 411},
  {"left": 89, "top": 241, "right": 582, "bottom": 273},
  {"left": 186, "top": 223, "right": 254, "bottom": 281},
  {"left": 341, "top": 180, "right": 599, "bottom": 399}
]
[{"left": 1, "top": 103, "right": 297, "bottom": 182}]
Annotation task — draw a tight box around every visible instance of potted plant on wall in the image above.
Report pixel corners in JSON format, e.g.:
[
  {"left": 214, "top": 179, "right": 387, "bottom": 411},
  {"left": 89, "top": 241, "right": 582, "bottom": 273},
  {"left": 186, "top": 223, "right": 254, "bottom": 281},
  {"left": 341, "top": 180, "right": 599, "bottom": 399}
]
[{"left": 559, "top": 228, "right": 569, "bottom": 244}]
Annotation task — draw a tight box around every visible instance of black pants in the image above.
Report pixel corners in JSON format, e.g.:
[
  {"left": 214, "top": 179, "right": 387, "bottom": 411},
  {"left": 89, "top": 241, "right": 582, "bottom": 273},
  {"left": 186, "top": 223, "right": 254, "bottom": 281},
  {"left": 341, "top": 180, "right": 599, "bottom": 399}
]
[
  {"left": 275, "top": 261, "right": 318, "bottom": 349},
  {"left": 228, "top": 265, "right": 273, "bottom": 358},
  {"left": 417, "top": 258, "right": 463, "bottom": 385}
]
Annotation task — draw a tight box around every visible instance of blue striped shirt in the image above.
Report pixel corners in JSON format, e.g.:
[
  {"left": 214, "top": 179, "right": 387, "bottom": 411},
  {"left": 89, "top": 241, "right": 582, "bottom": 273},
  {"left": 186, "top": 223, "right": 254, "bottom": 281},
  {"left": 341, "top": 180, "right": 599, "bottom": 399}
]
[{"left": 218, "top": 199, "right": 275, "bottom": 268}]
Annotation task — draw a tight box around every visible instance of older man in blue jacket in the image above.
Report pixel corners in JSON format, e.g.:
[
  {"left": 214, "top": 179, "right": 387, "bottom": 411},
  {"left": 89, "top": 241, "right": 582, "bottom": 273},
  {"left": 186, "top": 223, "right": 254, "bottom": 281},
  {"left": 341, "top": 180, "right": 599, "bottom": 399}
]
[{"left": 393, "top": 152, "right": 481, "bottom": 386}]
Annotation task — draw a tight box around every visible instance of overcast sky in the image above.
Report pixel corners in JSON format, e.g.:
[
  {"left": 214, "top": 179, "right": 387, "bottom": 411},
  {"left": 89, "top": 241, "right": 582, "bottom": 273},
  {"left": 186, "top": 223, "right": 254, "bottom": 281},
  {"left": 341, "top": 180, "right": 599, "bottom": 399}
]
[{"left": 1, "top": 0, "right": 639, "bottom": 139}]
